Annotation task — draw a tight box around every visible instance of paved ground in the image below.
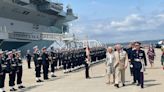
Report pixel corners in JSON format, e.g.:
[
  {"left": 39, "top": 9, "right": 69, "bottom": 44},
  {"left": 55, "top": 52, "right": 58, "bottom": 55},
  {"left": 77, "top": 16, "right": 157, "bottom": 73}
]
[{"left": 4, "top": 49, "right": 164, "bottom": 92}]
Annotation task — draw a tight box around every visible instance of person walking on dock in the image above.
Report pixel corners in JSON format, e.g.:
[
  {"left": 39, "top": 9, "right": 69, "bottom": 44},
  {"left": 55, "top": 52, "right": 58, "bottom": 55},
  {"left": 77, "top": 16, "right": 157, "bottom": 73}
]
[
  {"left": 105, "top": 47, "right": 115, "bottom": 84},
  {"left": 114, "top": 44, "right": 128, "bottom": 88},
  {"left": 147, "top": 44, "right": 156, "bottom": 68}
]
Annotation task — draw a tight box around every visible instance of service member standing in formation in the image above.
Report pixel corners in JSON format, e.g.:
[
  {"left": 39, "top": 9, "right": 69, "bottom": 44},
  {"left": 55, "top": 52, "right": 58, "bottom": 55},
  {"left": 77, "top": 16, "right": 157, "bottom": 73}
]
[
  {"left": 50, "top": 47, "right": 57, "bottom": 77},
  {"left": 0, "top": 50, "right": 6, "bottom": 92},
  {"left": 114, "top": 44, "right": 128, "bottom": 88},
  {"left": 26, "top": 50, "right": 32, "bottom": 69},
  {"left": 7, "top": 51, "right": 17, "bottom": 91},
  {"left": 84, "top": 46, "right": 91, "bottom": 79},
  {"left": 33, "top": 46, "right": 43, "bottom": 82},
  {"left": 131, "top": 42, "right": 147, "bottom": 88},
  {"left": 15, "top": 51, "right": 25, "bottom": 89},
  {"left": 41, "top": 47, "right": 50, "bottom": 80}
]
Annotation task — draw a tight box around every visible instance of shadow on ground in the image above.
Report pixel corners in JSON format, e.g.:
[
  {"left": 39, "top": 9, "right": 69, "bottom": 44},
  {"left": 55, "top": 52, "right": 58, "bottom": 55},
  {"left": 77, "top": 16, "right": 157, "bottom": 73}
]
[
  {"left": 91, "top": 75, "right": 105, "bottom": 79},
  {"left": 144, "top": 83, "right": 161, "bottom": 88},
  {"left": 46, "top": 74, "right": 69, "bottom": 82},
  {"left": 18, "top": 84, "right": 43, "bottom": 92}
]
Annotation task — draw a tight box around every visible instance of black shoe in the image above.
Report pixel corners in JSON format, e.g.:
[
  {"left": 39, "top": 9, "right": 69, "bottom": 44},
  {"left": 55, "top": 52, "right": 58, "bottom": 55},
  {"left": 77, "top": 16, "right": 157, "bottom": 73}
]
[
  {"left": 122, "top": 84, "right": 125, "bottom": 86},
  {"left": 137, "top": 84, "right": 140, "bottom": 86},
  {"left": 36, "top": 79, "right": 43, "bottom": 82},
  {"left": 10, "top": 88, "right": 17, "bottom": 91},
  {"left": 86, "top": 77, "right": 91, "bottom": 79},
  {"left": 36, "top": 80, "right": 40, "bottom": 82},
  {"left": 132, "top": 82, "right": 136, "bottom": 84},
  {"left": 141, "top": 85, "right": 144, "bottom": 88},
  {"left": 51, "top": 75, "right": 57, "bottom": 77},
  {"left": 39, "top": 79, "right": 44, "bottom": 82},
  {"left": 44, "top": 78, "right": 49, "bottom": 80},
  {"left": 18, "top": 85, "right": 25, "bottom": 89},
  {"left": 114, "top": 84, "right": 119, "bottom": 88}
]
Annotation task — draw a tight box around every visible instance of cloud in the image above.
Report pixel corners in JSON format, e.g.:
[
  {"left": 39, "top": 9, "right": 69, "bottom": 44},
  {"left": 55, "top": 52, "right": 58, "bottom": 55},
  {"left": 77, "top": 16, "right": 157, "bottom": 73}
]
[
  {"left": 70, "top": 13, "right": 164, "bottom": 43},
  {"left": 110, "top": 14, "right": 146, "bottom": 31},
  {"left": 110, "top": 13, "right": 164, "bottom": 31}
]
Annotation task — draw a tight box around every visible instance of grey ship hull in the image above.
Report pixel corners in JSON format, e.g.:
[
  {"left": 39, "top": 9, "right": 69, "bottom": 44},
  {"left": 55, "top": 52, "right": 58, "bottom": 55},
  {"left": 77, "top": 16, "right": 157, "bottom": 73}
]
[{"left": 0, "top": 0, "right": 77, "bottom": 54}]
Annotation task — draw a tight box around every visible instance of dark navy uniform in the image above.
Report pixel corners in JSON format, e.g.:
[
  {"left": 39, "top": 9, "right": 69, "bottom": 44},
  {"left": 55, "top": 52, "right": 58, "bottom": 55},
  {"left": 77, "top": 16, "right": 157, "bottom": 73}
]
[
  {"left": 7, "top": 54, "right": 17, "bottom": 91},
  {"left": 50, "top": 49, "right": 57, "bottom": 77},
  {"left": 26, "top": 50, "right": 32, "bottom": 69},
  {"left": 33, "top": 50, "right": 43, "bottom": 82},
  {"left": 126, "top": 47, "right": 134, "bottom": 76},
  {"left": 0, "top": 51, "right": 18, "bottom": 91},
  {"left": 67, "top": 51, "right": 72, "bottom": 72},
  {"left": 0, "top": 53, "right": 6, "bottom": 92},
  {"left": 131, "top": 49, "right": 147, "bottom": 88},
  {"left": 15, "top": 52, "right": 25, "bottom": 89},
  {"left": 41, "top": 49, "right": 49, "bottom": 80},
  {"left": 58, "top": 51, "right": 63, "bottom": 68},
  {"left": 63, "top": 51, "right": 68, "bottom": 73}
]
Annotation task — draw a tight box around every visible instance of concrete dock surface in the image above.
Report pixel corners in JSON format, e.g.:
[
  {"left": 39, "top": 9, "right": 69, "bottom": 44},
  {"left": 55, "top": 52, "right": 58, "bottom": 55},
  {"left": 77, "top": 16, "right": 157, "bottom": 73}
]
[{"left": 4, "top": 49, "right": 164, "bottom": 92}]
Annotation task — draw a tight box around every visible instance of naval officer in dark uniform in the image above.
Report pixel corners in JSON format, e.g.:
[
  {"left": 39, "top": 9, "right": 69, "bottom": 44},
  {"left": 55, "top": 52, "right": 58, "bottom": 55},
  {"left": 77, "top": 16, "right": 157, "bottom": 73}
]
[
  {"left": 126, "top": 42, "right": 135, "bottom": 76},
  {"left": 15, "top": 51, "right": 25, "bottom": 89},
  {"left": 50, "top": 47, "right": 57, "bottom": 77},
  {"left": 63, "top": 50, "right": 68, "bottom": 73},
  {"left": 0, "top": 50, "right": 6, "bottom": 92},
  {"left": 7, "top": 51, "right": 17, "bottom": 91},
  {"left": 26, "top": 50, "right": 32, "bottom": 69},
  {"left": 33, "top": 46, "right": 43, "bottom": 82},
  {"left": 41, "top": 47, "right": 50, "bottom": 80},
  {"left": 131, "top": 42, "right": 147, "bottom": 88}
]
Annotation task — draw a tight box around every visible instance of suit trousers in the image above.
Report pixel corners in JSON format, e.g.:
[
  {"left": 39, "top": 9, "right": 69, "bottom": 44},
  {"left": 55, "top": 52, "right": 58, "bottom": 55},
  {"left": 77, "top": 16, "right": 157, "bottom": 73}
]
[{"left": 115, "top": 68, "right": 125, "bottom": 84}]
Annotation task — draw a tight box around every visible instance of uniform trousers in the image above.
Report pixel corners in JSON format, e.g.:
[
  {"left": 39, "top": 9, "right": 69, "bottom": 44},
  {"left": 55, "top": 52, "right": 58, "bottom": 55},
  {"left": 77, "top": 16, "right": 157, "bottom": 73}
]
[
  {"left": 51, "top": 62, "right": 55, "bottom": 73},
  {"left": 43, "top": 64, "right": 49, "bottom": 79},
  {"left": 16, "top": 66, "right": 23, "bottom": 85},
  {"left": 35, "top": 64, "right": 41, "bottom": 78}
]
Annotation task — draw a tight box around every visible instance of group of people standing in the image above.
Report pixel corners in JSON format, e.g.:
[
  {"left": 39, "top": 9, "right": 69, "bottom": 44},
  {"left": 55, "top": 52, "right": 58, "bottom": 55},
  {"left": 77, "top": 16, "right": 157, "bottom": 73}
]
[
  {"left": 26, "top": 46, "right": 106, "bottom": 82},
  {"left": 0, "top": 45, "right": 106, "bottom": 92},
  {"left": 0, "top": 50, "right": 25, "bottom": 92},
  {"left": 105, "top": 42, "right": 147, "bottom": 89}
]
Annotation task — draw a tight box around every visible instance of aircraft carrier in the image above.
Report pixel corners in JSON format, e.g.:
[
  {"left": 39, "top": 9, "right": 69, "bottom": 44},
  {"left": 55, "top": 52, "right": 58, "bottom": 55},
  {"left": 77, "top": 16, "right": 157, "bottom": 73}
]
[{"left": 0, "top": 0, "right": 77, "bottom": 53}]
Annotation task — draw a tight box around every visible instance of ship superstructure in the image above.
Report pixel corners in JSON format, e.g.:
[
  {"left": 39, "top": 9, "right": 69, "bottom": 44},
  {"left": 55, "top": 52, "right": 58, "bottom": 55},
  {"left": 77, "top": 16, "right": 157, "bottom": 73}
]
[{"left": 0, "top": 0, "right": 77, "bottom": 52}]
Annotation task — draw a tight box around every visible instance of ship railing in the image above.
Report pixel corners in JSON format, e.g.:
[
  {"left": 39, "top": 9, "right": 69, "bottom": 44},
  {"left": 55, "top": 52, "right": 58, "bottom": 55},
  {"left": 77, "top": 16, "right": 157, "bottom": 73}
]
[
  {"left": 41, "top": 32, "right": 63, "bottom": 41},
  {"left": 8, "top": 32, "right": 41, "bottom": 40},
  {"left": 0, "top": 28, "right": 74, "bottom": 41}
]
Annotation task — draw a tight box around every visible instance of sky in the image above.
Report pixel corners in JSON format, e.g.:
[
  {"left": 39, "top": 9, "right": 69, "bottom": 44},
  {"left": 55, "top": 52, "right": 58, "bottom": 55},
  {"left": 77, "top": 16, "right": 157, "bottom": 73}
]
[{"left": 58, "top": 0, "right": 164, "bottom": 43}]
